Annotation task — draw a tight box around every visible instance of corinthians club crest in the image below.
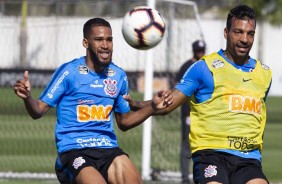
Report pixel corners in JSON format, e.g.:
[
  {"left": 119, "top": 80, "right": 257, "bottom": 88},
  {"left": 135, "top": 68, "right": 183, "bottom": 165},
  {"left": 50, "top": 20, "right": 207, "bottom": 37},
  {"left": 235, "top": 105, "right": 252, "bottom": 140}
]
[
  {"left": 104, "top": 78, "right": 117, "bottom": 97},
  {"left": 212, "top": 59, "right": 224, "bottom": 68}
]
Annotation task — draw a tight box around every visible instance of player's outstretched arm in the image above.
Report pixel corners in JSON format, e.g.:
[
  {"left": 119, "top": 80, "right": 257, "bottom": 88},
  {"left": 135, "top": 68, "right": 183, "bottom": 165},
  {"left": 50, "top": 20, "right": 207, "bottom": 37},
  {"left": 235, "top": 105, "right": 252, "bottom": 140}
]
[
  {"left": 115, "top": 90, "right": 173, "bottom": 131},
  {"left": 14, "top": 71, "right": 50, "bottom": 119},
  {"left": 124, "top": 88, "right": 186, "bottom": 116},
  {"left": 122, "top": 94, "right": 151, "bottom": 111}
]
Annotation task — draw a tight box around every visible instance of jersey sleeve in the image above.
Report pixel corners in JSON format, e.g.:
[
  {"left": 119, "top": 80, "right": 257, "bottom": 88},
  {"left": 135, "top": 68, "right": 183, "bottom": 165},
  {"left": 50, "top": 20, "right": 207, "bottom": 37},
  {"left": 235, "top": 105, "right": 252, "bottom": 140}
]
[
  {"left": 175, "top": 61, "right": 204, "bottom": 97},
  {"left": 39, "top": 64, "right": 71, "bottom": 107},
  {"left": 113, "top": 74, "right": 130, "bottom": 113},
  {"left": 175, "top": 60, "right": 214, "bottom": 104}
]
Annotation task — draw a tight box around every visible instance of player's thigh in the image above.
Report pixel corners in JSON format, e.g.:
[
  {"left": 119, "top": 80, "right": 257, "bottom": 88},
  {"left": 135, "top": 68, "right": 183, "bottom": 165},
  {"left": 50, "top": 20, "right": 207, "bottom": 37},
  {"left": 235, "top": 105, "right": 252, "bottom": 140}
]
[
  {"left": 246, "top": 178, "right": 268, "bottom": 184},
  {"left": 75, "top": 166, "right": 107, "bottom": 184},
  {"left": 231, "top": 160, "right": 268, "bottom": 184},
  {"left": 108, "top": 155, "right": 142, "bottom": 184}
]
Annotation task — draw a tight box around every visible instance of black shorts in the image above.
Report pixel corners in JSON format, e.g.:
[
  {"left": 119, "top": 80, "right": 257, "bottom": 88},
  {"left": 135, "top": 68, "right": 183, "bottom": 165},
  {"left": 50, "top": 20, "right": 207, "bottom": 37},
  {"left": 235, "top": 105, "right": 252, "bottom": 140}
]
[
  {"left": 55, "top": 147, "right": 128, "bottom": 184},
  {"left": 192, "top": 150, "right": 268, "bottom": 184}
]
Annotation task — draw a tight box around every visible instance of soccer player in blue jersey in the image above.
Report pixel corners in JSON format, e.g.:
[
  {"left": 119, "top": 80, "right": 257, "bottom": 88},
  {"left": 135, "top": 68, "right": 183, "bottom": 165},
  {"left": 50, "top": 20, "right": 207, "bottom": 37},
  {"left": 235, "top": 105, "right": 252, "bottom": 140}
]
[
  {"left": 13, "top": 18, "right": 172, "bottom": 184},
  {"left": 127, "top": 5, "right": 272, "bottom": 184}
]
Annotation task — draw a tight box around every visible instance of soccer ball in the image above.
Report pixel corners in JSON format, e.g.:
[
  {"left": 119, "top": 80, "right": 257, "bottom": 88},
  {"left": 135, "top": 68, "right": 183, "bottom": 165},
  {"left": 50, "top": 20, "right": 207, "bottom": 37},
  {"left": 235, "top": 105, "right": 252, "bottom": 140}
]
[{"left": 122, "top": 6, "right": 166, "bottom": 50}]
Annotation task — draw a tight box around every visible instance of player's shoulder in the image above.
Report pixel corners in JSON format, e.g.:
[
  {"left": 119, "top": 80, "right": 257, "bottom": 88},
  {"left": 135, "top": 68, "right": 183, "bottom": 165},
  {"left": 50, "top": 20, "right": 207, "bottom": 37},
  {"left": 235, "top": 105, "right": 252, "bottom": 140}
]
[
  {"left": 183, "top": 60, "right": 209, "bottom": 78},
  {"left": 52, "top": 57, "right": 86, "bottom": 80},
  {"left": 201, "top": 52, "right": 221, "bottom": 62},
  {"left": 58, "top": 56, "right": 85, "bottom": 70},
  {"left": 253, "top": 58, "right": 271, "bottom": 71},
  {"left": 106, "top": 62, "right": 127, "bottom": 76},
  {"left": 189, "top": 60, "right": 208, "bottom": 71}
]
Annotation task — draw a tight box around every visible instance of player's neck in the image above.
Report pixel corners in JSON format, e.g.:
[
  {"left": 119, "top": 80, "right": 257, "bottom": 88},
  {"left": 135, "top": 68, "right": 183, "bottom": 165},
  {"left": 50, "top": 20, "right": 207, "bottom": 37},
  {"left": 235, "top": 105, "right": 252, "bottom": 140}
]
[
  {"left": 224, "top": 51, "right": 249, "bottom": 66},
  {"left": 85, "top": 56, "right": 104, "bottom": 73}
]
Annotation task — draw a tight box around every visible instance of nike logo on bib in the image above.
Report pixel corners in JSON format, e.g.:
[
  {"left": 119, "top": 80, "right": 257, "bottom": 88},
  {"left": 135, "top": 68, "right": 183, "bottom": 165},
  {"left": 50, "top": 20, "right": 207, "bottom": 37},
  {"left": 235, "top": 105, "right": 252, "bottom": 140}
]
[{"left": 243, "top": 78, "right": 252, "bottom": 82}]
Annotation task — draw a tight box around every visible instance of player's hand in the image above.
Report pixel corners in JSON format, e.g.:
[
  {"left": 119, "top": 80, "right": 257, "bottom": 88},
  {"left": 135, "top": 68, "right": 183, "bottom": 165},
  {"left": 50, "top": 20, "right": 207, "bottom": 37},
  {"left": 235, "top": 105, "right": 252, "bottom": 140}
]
[
  {"left": 123, "top": 94, "right": 135, "bottom": 108},
  {"left": 152, "top": 90, "right": 173, "bottom": 110},
  {"left": 14, "top": 71, "right": 31, "bottom": 99}
]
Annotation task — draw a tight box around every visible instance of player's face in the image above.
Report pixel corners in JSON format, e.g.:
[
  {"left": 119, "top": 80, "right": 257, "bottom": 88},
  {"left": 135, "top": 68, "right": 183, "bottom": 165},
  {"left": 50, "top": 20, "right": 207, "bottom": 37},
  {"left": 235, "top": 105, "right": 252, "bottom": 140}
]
[
  {"left": 224, "top": 17, "right": 255, "bottom": 64},
  {"left": 86, "top": 26, "right": 113, "bottom": 67}
]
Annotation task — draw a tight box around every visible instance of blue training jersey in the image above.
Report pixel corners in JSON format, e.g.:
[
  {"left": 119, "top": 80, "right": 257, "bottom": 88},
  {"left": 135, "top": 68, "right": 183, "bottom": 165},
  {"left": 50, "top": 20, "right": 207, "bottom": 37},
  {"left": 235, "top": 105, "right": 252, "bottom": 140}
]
[
  {"left": 175, "top": 49, "right": 271, "bottom": 161},
  {"left": 40, "top": 56, "right": 130, "bottom": 154}
]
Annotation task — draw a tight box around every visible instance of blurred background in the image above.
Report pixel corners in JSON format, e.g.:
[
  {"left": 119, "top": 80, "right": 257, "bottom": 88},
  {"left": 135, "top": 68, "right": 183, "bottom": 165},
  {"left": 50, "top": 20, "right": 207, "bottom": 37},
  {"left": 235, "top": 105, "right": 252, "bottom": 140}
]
[{"left": 0, "top": 0, "right": 281, "bottom": 183}]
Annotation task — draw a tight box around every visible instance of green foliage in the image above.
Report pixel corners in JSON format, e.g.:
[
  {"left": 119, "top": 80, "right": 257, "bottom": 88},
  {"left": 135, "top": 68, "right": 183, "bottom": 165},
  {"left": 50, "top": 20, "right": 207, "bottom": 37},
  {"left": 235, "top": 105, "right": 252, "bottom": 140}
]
[
  {"left": 238, "top": 0, "right": 282, "bottom": 25},
  {"left": 209, "top": 0, "right": 282, "bottom": 26},
  {"left": 263, "top": 124, "right": 282, "bottom": 181}
]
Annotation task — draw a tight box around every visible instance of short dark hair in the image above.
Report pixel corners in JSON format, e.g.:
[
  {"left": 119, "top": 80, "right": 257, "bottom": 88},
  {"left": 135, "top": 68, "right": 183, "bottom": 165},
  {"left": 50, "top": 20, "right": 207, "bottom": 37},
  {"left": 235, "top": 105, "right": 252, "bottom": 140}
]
[
  {"left": 226, "top": 5, "right": 256, "bottom": 30},
  {"left": 83, "top": 18, "right": 111, "bottom": 38}
]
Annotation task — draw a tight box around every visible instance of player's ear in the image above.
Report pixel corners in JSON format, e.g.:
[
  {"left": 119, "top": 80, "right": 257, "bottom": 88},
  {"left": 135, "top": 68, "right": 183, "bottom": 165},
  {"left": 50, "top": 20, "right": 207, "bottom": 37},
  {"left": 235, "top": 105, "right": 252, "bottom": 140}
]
[
  {"left": 82, "top": 38, "right": 88, "bottom": 49},
  {"left": 224, "top": 28, "right": 228, "bottom": 39}
]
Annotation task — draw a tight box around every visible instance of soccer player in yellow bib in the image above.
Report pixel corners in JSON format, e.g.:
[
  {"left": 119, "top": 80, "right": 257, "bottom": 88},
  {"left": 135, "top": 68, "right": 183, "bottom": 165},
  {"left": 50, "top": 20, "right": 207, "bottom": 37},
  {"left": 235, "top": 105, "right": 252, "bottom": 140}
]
[{"left": 126, "top": 5, "right": 272, "bottom": 184}]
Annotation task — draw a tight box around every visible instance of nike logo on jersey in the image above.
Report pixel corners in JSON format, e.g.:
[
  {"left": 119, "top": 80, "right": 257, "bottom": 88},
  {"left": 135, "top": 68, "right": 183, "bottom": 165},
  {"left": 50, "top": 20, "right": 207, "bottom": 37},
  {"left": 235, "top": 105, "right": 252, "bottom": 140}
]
[{"left": 243, "top": 78, "right": 252, "bottom": 82}]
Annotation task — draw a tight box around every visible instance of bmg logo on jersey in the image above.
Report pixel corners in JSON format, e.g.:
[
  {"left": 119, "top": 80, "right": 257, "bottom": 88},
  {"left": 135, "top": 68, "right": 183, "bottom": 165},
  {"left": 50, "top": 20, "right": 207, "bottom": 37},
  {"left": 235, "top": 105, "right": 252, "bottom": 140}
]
[
  {"left": 229, "top": 95, "right": 262, "bottom": 114},
  {"left": 77, "top": 105, "right": 112, "bottom": 122}
]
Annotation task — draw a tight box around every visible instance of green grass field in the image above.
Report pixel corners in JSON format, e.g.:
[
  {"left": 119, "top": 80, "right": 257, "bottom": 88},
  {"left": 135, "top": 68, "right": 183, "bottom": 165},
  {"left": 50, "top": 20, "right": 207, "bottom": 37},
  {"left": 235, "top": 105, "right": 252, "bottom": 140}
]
[{"left": 0, "top": 87, "right": 282, "bottom": 183}]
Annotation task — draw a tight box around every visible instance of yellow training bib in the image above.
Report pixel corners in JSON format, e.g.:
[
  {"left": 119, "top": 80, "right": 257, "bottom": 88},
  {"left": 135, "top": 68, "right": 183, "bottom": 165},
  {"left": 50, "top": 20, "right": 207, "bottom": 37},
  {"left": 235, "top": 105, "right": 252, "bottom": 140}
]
[{"left": 189, "top": 52, "right": 272, "bottom": 154}]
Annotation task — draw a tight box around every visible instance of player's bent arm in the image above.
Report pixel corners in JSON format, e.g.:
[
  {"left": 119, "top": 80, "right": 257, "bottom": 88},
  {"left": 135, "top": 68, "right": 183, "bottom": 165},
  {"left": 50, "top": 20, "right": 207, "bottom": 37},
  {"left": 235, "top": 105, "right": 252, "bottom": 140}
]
[
  {"left": 14, "top": 71, "right": 50, "bottom": 119},
  {"left": 124, "top": 88, "right": 186, "bottom": 116},
  {"left": 116, "top": 90, "right": 173, "bottom": 131},
  {"left": 115, "top": 104, "right": 155, "bottom": 131},
  {"left": 123, "top": 89, "right": 175, "bottom": 112},
  {"left": 122, "top": 95, "right": 151, "bottom": 111},
  {"left": 23, "top": 98, "right": 50, "bottom": 119}
]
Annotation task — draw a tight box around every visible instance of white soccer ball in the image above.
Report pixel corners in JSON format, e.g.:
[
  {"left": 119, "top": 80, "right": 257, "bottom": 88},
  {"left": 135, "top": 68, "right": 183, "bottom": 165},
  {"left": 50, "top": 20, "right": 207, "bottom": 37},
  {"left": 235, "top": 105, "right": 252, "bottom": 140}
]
[{"left": 122, "top": 6, "right": 166, "bottom": 50}]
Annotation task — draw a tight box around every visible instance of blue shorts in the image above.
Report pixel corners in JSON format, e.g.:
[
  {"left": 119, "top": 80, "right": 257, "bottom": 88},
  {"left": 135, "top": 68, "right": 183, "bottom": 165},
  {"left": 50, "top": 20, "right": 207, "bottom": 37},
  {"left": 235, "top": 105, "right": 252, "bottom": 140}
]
[
  {"left": 192, "top": 150, "right": 268, "bottom": 184},
  {"left": 55, "top": 147, "right": 127, "bottom": 184}
]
